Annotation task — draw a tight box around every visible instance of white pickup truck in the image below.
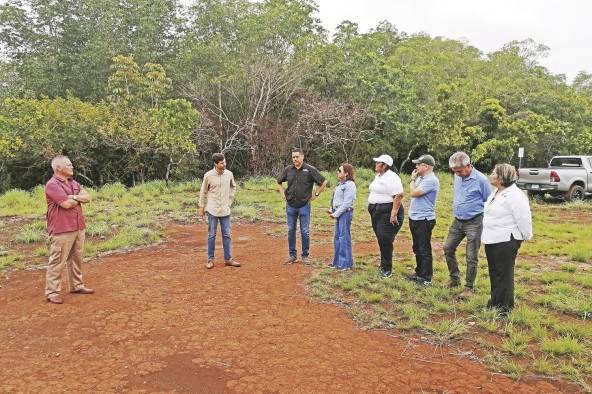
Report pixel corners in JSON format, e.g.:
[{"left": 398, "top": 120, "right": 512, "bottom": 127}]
[{"left": 517, "top": 156, "right": 592, "bottom": 201}]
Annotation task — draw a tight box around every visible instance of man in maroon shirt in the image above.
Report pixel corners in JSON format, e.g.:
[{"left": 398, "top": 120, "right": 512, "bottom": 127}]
[{"left": 45, "top": 155, "right": 94, "bottom": 304}]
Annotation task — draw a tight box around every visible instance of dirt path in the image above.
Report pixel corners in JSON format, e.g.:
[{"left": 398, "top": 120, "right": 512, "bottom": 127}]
[{"left": 0, "top": 223, "right": 572, "bottom": 393}]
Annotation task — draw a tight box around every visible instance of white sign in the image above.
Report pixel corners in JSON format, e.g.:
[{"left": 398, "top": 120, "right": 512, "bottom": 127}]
[{"left": 518, "top": 147, "right": 524, "bottom": 158}]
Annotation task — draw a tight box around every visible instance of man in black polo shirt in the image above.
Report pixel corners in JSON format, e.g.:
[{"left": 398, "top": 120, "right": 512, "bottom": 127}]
[{"left": 277, "top": 148, "right": 327, "bottom": 265}]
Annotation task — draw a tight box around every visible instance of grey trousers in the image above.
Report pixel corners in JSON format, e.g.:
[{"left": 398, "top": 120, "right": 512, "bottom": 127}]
[{"left": 443, "top": 215, "right": 483, "bottom": 288}]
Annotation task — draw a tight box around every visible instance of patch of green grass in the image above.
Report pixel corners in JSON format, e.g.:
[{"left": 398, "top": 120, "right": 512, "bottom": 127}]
[
  {"left": 339, "top": 272, "right": 371, "bottom": 291},
  {"left": 97, "top": 182, "right": 126, "bottom": 201},
  {"left": 425, "top": 318, "right": 468, "bottom": 343},
  {"left": 398, "top": 304, "right": 429, "bottom": 330},
  {"left": 129, "top": 180, "right": 168, "bottom": 197},
  {"left": 541, "top": 336, "right": 584, "bottom": 356},
  {"left": 508, "top": 305, "right": 543, "bottom": 327},
  {"left": 570, "top": 249, "right": 591, "bottom": 263},
  {"left": 533, "top": 358, "right": 553, "bottom": 376},
  {"left": 474, "top": 308, "right": 502, "bottom": 332},
  {"left": 0, "top": 187, "right": 46, "bottom": 216},
  {"left": 502, "top": 330, "right": 531, "bottom": 356},
  {"left": 87, "top": 226, "right": 161, "bottom": 254},
  {"left": 12, "top": 224, "right": 46, "bottom": 244},
  {"left": 572, "top": 274, "right": 592, "bottom": 289},
  {"left": 554, "top": 321, "right": 592, "bottom": 340},
  {"left": 383, "top": 287, "right": 402, "bottom": 302},
  {"left": 484, "top": 351, "right": 524, "bottom": 379},
  {"left": 33, "top": 246, "right": 48, "bottom": 257},
  {"left": 85, "top": 221, "right": 110, "bottom": 237},
  {"left": 534, "top": 293, "right": 592, "bottom": 318},
  {"left": 559, "top": 263, "right": 578, "bottom": 273},
  {"left": 530, "top": 324, "right": 549, "bottom": 341},
  {"left": 457, "top": 293, "right": 489, "bottom": 313},
  {"left": 539, "top": 271, "right": 571, "bottom": 285},
  {"left": 0, "top": 253, "right": 23, "bottom": 269},
  {"left": 168, "top": 179, "right": 199, "bottom": 193},
  {"left": 501, "top": 360, "right": 524, "bottom": 380},
  {"left": 233, "top": 204, "right": 259, "bottom": 221},
  {"left": 359, "top": 291, "right": 384, "bottom": 303},
  {"left": 548, "top": 281, "right": 578, "bottom": 296},
  {"left": 308, "top": 277, "right": 338, "bottom": 302},
  {"left": 559, "top": 363, "right": 591, "bottom": 390}
]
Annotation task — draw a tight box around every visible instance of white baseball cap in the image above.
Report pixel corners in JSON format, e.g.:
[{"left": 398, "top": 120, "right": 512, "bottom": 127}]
[{"left": 373, "top": 154, "right": 393, "bottom": 167}]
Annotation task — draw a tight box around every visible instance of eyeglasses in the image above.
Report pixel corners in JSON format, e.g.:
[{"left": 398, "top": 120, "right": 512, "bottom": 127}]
[{"left": 338, "top": 168, "right": 344, "bottom": 172}]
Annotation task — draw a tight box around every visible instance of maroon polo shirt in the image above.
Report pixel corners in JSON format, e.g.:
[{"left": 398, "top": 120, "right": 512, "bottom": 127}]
[{"left": 45, "top": 176, "right": 86, "bottom": 235}]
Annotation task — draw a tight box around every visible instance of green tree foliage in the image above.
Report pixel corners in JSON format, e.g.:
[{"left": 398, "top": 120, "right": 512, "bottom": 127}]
[
  {"left": 0, "top": 57, "right": 198, "bottom": 191},
  {"left": 1, "top": 1, "right": 592, "bottom": 186},
  {"left": 0, "top": 0, "right": 181, "bottom": 100}
]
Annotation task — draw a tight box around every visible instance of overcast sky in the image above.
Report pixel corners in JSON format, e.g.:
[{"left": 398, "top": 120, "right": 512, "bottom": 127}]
[{"left": 313, "top": 0, "right": 591, "bottom": 82}]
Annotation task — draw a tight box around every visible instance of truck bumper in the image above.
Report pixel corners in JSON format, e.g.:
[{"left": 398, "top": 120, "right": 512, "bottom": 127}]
[{"left": 517, "top": 183, "right": 558, "bottom": 192}]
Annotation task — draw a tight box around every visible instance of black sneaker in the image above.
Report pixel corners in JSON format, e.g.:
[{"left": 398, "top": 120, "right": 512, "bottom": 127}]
[
  {"left": 409, "top": 275, "right": 431, "bottom": 285},
  {"left": 379, "top": 270, "right": 392, "bottom": 279}
]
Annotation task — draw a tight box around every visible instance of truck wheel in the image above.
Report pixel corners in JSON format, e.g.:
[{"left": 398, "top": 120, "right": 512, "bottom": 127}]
[
  {"left": 527, "top": 191, "right": 543, "bottom": 203},
  {"left": 565, "top": 184, "right": 585, "bottom": 202}
]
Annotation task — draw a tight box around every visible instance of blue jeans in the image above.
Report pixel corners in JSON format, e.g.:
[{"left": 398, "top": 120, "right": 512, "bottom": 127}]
[
  {"left": 332, "top": 210, "right": 353, "bottom": 269},
  {"left": 286, "top": 203, "right": 311, "bottom": 257},
  {"left": 207, "top": 213, "right": 232, "bottom": 261}
]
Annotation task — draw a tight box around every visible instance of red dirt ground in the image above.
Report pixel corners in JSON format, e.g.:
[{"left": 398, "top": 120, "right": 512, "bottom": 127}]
[{"left": 0, "top": 223, "right": 577, "bottom": 393}]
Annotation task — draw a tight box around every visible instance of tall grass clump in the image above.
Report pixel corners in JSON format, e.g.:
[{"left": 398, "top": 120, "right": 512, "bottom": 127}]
[
  {"left": 541, "top": 337, "right": 584, "bottom": 356},
  {"left": 98, "top": 182, "right": 127, "bottom": 201},
  {"left": 0, "top": 188, "right": 45, "bottom": 216},
  {"left": 13, "top": 224, "right": 46, "bottom": 244}
]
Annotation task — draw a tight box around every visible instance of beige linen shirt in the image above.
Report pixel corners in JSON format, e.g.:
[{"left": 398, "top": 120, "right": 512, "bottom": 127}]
[{"left": 199, "top": 168, "right": 236, "bottom": 217}]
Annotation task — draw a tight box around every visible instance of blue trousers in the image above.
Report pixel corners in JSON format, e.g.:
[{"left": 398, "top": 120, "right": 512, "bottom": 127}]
[
  {"left": 332, "top": 210, "right": 353, "bottom": 269},
  {"left": 207, "top": 213, "right": 232, "bottom": 261},
  {"left": 286, "top": 203, "right": 311, "bottom": 257}
]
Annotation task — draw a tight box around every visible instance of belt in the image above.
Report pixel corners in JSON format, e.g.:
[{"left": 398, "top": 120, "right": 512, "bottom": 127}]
[
  {"left": 368, "top": 202, "right": 393, "bottom": 206},
  {"left": 455, "top": 213, "right": 483, "bottom": 222}
]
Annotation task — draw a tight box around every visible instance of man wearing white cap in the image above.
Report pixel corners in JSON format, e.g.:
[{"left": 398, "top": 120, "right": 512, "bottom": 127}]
[{"left": 367, "top": 154, "right": 404, "bottom": 279}]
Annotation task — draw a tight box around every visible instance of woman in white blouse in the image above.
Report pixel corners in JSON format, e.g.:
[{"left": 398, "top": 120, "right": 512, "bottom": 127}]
[
  {"left": 367, "top": 154, "right": 404, "bottom": 279},
  {"left": 482, "top": 164, "right": 533, "bottom": 314}
]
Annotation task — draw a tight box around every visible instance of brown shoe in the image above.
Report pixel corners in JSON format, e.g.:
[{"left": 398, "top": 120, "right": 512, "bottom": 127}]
[
  {"left": 448, "top": 279, "right": 461, "bottom": 288},
  {"left": 458, "top": 287, "right": 474, "bottom": 299},
  {"left": 71, "top": 287, "right": 94, "bottom": 294},
  {"left": 47, "top": 294, "right": 64, "bottom": 304},
  {"left": 206, "top": 259, "right": 214, "bottom": 269},
  {"left": 225, "top": 259, "right": 241, "bottom": 267}
]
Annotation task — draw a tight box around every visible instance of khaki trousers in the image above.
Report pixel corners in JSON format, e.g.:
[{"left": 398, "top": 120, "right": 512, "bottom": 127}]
[{"left": 45, "top": 230, "right": 86, "bottom": 297}]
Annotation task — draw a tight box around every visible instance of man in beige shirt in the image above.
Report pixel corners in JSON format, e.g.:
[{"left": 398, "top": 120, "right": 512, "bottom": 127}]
[{"left": 198, "top": 153, "right": 240, "bottom": 269}]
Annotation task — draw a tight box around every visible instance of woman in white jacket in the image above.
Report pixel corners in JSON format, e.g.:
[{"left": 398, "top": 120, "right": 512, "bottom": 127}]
[{"left": 482, "top": 164, "right": 533, "bottom": 315}]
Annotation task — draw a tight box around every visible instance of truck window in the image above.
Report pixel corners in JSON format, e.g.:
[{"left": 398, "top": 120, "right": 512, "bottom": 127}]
[{"left": 550, "top": 157, "right": 582, "bottom": 167}]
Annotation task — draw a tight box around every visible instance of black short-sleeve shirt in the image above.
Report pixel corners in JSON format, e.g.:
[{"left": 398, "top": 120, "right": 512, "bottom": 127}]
[{"left": 277, "top": 163, "right": 325, "bottom": 208}]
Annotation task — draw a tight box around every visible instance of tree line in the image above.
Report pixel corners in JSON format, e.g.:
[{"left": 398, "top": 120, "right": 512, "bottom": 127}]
[{"left": 1, "top": 0, "right": 591, "bottom": 192}]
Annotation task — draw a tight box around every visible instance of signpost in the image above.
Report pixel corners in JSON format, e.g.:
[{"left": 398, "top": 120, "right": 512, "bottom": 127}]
[{"left": 518, "top": 147, "right": 524, "bottom": 169}]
